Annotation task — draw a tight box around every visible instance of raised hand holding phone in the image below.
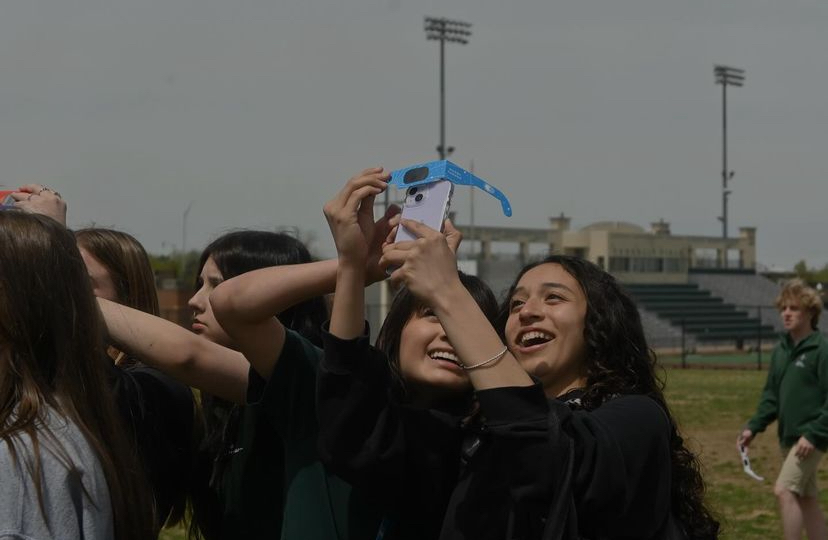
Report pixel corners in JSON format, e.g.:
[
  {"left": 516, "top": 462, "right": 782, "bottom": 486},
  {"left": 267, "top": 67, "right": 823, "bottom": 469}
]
[{"left": 381, "top": 218, "right": 462, "bottom": 305}]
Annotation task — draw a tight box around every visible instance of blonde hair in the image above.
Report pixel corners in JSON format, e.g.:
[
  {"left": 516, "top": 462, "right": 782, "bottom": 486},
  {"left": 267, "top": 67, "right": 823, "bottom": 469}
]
[{"left": 775, "top": 278, "right": 823, "bottom": 329}]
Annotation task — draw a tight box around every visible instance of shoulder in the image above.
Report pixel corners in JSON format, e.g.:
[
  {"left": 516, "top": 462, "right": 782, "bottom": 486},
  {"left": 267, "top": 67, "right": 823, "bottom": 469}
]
[
  {"left": 113, "top": 365, "right": 195, "bottom": 436},
  {"left": 769, "top": 343, "right": 789, "bottom": 365},
  {"left": 122, "top": 364, "right": 194, "bottom": 402},
  {"left": 246, "top": 329, "right": 322, "bottom": 409},
  {"left": 814, "top": 332, "right": 828, "bottom": 352},
  {"left": 589, "top": 394, "right": 666, "bottom": 420},
  {"left": 282, "top": 328, "right": 324, "bottom": 366},
  {"left": 253, "top": 328, "right": 322, "bottom": 388},
  {"left": 574, "top": 394, "right": 670, "bottom": 445},
  {"left": 40, "top": 413, "right": 111, "bottom": 483},
  {"left": 319, "top": 321, "right": 389, "bottom": 378},
  {"left": 772, "top": 341, "right": 788, "bottom": 356},
  {"left": 0, "top": 413, "right": 112, "bottom": 534}
]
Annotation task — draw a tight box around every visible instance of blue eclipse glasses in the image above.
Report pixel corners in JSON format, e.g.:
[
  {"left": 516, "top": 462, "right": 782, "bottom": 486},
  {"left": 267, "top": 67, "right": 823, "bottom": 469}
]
[{"left": 388, "top": 160, "right": 512, "bottom": 217}]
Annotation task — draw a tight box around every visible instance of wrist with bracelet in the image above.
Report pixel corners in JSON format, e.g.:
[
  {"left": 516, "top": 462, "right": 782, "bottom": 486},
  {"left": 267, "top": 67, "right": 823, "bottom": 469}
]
[{"left": 461, "top": 346, "right": 509, "bottom": 371}]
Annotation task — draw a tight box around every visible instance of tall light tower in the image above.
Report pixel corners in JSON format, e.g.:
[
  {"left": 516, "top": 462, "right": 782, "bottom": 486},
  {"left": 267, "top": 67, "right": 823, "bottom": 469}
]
[
  {"left": 424, "top": 17, "right": 471, "bottom": 159},
  {"left": 714, "top": 64, "right": 745, "bottom": 239}
]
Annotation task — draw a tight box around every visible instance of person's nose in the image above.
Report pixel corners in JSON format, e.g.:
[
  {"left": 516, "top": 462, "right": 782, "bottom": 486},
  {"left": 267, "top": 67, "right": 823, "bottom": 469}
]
[
  {"left": 188, "top": 287, "right": 206, "bottom": 313},
  {"left": 518, "top": 296, "right": 543, "bottom": 324}
]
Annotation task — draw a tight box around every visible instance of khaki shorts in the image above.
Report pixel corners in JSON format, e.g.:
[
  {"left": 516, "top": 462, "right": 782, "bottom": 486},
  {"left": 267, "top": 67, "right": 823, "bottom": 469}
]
[{"left": 777, "top": 444, "right": 824, "bottom": 498}]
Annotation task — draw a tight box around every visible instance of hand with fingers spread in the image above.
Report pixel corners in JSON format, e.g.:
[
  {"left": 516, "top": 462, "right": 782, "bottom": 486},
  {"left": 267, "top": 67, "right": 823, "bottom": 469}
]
[
  {"left": 11, "top": 184, "right": 67, "bottom": 226},
  {"left": 381, "top": 218, "right": 463, "bottom": 306},
  {"left": 323, "top": 167, "right": 398, "bottom": 282}
]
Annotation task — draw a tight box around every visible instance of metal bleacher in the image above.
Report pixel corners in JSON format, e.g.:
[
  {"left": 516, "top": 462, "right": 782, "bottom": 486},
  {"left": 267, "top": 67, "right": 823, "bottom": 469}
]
[{"left": 625, "top": 283, "right": 777, "bottom": 344}]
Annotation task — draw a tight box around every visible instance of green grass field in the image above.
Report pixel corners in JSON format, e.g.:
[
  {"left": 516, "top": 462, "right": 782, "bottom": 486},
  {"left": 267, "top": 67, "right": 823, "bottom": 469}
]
[
  {"left": 661, "top": 351, "right": 771, "bottom": 369},
  {"left": 160, "top": 367, "right": 824, "bottom": 539},
  {"left": 662, "top": 367, "right": 827, "bottom": 539}
]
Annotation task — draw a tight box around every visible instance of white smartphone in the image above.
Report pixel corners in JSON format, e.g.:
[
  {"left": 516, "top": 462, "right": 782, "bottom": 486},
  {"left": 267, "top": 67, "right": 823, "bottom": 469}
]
[{"left": 394, "top": 180, "right": 454, "bottom": 243}]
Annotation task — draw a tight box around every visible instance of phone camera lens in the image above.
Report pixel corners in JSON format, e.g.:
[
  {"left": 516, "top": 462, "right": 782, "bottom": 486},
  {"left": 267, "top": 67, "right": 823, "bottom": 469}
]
[
  {"left": 408, "top": 187, "right": 418, "bottom": 196},
  {"left": 415, "top": 194, "right": 424, "bottom": 203}
]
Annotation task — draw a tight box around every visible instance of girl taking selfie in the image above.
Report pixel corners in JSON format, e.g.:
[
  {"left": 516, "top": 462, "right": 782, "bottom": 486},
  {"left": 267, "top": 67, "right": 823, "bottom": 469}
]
[{"left": 377, "top": 219, "right": 720, "bottom": 539}]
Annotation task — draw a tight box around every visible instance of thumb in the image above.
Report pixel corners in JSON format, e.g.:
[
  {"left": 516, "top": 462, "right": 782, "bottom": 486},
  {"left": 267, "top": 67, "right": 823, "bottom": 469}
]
[
  {"left": 384, "top": 204, "right": 401, "bottom": 220},
  {"left": 443, "top": 219, "right": 463, "bottom": 253},
  {"left": 375, "top": 204, "right": 402, "bottom": 238}
]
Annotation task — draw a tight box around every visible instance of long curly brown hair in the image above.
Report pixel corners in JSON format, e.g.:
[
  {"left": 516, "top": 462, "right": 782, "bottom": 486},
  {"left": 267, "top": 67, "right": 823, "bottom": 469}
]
[{"left": 497, "top": 254, "right": 719, "bottom": 539}]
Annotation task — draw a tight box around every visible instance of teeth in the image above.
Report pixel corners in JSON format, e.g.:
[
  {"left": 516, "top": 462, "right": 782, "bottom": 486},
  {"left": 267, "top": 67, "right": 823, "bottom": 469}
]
[
  {"left": 430, "top": 351, "right": 459, "bottom": 363},
  {"left": 520, "top": 331, "right": 553, "bottom": 346}
]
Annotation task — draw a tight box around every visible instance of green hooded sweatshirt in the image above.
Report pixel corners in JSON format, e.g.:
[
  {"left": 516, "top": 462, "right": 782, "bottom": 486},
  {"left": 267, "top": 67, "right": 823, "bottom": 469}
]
[{"left": 748, "top": 331, "right": 828, "bottom": 451}]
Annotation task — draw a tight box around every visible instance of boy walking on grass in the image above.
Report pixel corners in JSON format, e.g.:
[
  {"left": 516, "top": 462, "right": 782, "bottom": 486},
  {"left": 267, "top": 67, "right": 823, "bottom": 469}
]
[{"left": 739, "top": 279, "right": 828, "bottom": 540}]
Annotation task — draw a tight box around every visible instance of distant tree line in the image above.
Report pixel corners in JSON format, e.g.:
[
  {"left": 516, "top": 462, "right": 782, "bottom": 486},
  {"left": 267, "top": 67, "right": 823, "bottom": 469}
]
[
  {"left": 793, "top": 260, "right": 828, "bottom": 297},
  {"left": 147, "top": 227, "right": 320, "bottom": 290}
]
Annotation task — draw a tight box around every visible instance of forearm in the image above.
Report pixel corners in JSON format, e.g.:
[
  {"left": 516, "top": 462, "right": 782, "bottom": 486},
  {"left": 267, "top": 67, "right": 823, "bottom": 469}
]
[
  {"left": 330, "top": 263, "right": 368, "bottom": 339},
  {"left": 98, "top": 299, "right": 248, "bottom": 403},
  {"left": 212, "top": 259, "right": 338, "bottom": 326},
  {"left": 433, "top": 281, "right": 532, "bottom": 390}
]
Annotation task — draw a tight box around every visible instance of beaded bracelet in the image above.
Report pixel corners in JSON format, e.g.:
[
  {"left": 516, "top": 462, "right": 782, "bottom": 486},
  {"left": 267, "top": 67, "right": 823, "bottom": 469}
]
[{"left": 461, "top": 346, "right": 509, "bottom": 371}]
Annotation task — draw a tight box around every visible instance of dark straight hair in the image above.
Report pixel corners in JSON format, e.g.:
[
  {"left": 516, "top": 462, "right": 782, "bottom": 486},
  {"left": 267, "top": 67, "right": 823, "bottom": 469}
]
[
  {"left": 498, "top": 254, "right": 719, "bottom": 539},
  {"left": 198, "top": 230, "right": 328, "bottom": 346},
  {"left": 375, "top": 271, "right": 499, "bottom": 402},
  {"left": 189, "top": 230, "right": 328, "bottom": 540}
]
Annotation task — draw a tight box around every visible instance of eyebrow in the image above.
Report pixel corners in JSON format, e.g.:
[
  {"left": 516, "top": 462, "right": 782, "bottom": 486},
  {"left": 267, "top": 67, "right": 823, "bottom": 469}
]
[{"left": 512, "top": 282, "right": 577, "bottom": 296}]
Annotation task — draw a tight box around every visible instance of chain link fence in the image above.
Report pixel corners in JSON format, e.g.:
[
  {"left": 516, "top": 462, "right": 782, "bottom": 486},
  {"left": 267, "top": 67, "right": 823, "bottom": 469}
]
[{"left": 646, "top": 303, "right": 782, "bottom": 370}]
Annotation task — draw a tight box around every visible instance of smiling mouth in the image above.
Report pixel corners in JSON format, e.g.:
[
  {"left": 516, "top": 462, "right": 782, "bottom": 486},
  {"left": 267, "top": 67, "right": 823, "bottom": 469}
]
[
  {"left": 429, "top": 350, "right": 462, "bottom": 367},
  {"left": 517, "top": 330, "right": 554, "bottom": 348}
]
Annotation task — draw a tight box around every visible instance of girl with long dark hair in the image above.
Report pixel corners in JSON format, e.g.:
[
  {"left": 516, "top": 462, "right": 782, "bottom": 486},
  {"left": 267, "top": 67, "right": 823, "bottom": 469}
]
[
  {"left": 99, "top": 228, "right": 381, "bottom": 539},
  {"left": 316, "top": 169, "right": 502, "bottom": 539},
  {"left": 0, "top": 211, "right": 155, "bottom": 539},
  {"left": 375, "top": 217, "right": 720, "bottom": 539},
  {"left": 14, "top": 183, "right": 198, "bottom": 534},
  {"left": 188, "top": 230, "right": 332, "bottom": 540}
]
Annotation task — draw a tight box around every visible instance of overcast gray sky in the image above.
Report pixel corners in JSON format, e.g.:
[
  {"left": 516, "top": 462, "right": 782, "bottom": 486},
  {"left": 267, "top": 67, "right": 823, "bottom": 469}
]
[{"left": 2, "top": 0, "right": 826, "bottom": 268}]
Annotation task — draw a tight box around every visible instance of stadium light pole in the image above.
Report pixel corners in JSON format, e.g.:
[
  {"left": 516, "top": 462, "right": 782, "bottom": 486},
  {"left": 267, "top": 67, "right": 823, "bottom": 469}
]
[
  {"left": 425, "top": 17, "right": 471, "bottom": 159},
  {"left": 714, "top": 65, "right": 745, "bottom": 239}
]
